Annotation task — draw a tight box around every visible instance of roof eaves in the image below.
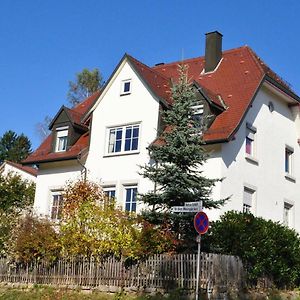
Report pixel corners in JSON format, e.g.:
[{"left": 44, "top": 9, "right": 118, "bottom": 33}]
[
  {"left": 82, "top": 54, "right": 129, "bottom": 123},
  {"left": 23, "top": 155, "right": 78, "bottom": 165},
  {"left": 226, "top": 75, "right": 265, "bottom": 141},
  {"left": 264, "top": 75, "right": 300, "bottom": 103}
]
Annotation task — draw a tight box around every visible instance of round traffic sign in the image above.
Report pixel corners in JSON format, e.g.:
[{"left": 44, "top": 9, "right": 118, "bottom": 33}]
[{"left": 194, "top": 211, "right": 209, "bottom": 235}]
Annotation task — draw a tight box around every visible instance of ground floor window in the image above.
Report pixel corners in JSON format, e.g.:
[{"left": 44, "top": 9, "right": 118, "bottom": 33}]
[
  {"left": 51, "top": 192, "right": 64, "bottom": 220},
  {"left": 103, "top": 187, "right": 116, "bottom": 200},
  {"left": 124, "top": 186, "right": 137, "bottom": 212}
]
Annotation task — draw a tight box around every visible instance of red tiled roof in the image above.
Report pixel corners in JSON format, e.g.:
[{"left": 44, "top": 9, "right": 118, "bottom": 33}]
[
  {"left": 74, "top": 90, "right": 101, "bottom": 115},
  {"left": 23, "top": 132, "right": 90, "bottom": 164},
  {"left": 152, "top": 46, "right": 296, "bottom": 142},
  {"left": 23, "top": 91, "right": 101, "bottom": 165},
  {"left": 5, "top": 160, "right": 37, "bottom": 177},
  {"left": 24, "top": 46, "right": 298, "bottom": 165}
]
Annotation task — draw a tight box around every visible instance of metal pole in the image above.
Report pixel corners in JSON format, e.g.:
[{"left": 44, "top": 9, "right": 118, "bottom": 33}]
[{"left": 195, "top": 234, "right": 201, "bottom": 300}]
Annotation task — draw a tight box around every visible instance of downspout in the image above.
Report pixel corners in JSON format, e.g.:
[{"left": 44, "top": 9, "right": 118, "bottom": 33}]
[{"left": 77, "top": 150, "right": 87, "bottom": 182}]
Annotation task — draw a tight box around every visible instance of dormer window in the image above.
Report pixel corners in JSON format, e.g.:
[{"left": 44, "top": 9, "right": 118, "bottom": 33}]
[
  {"left": 191, "top": 104, "right": 204, "bottom": 127},
  {"left": 55, "top": 127, "right": 68, "bottom": 152},
  {"left": 121, "top": 79, "right": 131, "bottom": 95}
]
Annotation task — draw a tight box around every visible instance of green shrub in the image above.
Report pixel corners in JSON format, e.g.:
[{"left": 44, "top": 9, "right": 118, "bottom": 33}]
[{"left": 204, "top": 211, "right": 300, "bottom": 288}]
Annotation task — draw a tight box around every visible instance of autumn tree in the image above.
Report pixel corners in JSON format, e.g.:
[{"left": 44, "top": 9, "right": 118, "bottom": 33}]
[
  {"left": 8, "top": 214, "right": 61, "bottom": 263},
  {"left": 67, "top": 68, "right": 104, "bottom": 107},
  {"left": 0, "top": 130, "right": 32, "bottom": 163},
  {"left": 60, "top": 180, "right": 175, "bottom": 260}
]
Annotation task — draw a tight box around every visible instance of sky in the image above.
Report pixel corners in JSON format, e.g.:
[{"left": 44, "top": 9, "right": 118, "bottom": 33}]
[{"left": 1, "top": 0, "right": 300, "bottom": 150}]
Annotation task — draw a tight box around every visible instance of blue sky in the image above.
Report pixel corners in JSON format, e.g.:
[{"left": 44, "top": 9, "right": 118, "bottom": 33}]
[{"left": 1, "top": 0, "right": 299, "bottom": 150}]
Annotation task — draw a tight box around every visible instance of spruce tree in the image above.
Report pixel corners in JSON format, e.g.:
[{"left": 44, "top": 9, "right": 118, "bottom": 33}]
[{"left": 139, "top": 65, "right": 225, "bottom": 250}]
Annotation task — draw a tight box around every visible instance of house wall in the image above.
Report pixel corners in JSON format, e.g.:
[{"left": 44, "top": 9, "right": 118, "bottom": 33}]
[
  {"left": 31, "top": 61, "right": 300, "bottom": 232},
  {"left": 33, "top": 161, "right": 82, "bottom": 217},
  {"left": 1, "top": 163, "right": 36, "bottom": 182},
  {"left": 85, "top": 60, "right": 160, "bottom": 211},
  {"left": 215, "top": 85, "right": 300, "bottom": 231}
]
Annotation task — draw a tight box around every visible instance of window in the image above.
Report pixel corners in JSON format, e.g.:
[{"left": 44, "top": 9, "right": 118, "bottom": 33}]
[
  {"left": 283, "top": 202, "right": 293, "bottom": 226},
  {"left": 55, "top": 128, "right": 68, "bottom": 152},
  {"left": 51, "top": 193, "right": 64, "bottom": 220},
  {"left": 107, "top": 124, "right": 140, "bottom": 154},
  {"left": 103, "top": 187, "right": 116, "bottom": 200},
  {"left": 121, "top": 79, "right": 131, "bottom": 95},
  {"left": 243, "top": 187, "right": 255, "bottom": 214},
  {"left": 125, "top": 186, "right": 137, "bottom": 212},
  {"left": 191, "top": 105, "right": 204, "bottom": 127},
  {"left": 285, "top": 147, "right": 293, "bottom": 175},
  {"left": 245, "top": 124, "right": 256, "bottom": 157}
]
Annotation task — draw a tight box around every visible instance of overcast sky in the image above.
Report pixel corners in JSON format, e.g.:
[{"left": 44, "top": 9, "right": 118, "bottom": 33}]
[{"left": 1, "top": 0, "right": 299, "bottom": 150}]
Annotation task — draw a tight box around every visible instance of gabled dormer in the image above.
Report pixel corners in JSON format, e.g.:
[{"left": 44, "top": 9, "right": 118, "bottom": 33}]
[
  {"left": 193, "top": 82, "right": 227, "bottom": 130},
  {"left": 49, "top": 106, "right": 88, "bottom": 153}
]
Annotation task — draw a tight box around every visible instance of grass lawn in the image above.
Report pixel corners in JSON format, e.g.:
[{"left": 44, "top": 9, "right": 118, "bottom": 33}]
[{"left": 0, "top": 286, "right": 186, "bottom": 300}]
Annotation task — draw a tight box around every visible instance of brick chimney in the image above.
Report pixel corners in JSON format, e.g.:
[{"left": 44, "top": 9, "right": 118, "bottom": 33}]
[{"left": 205, "top": 31, "right": 223, "bottom": 73}]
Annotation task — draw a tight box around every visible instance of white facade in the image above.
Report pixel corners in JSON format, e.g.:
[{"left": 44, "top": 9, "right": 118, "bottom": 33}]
[
  {"left": 84, "top": 60, "right": 160, "bottom": 211},
  {"left": 0, "top": 161, "right": 36, "bottom": 183},
  {"left": 32, "top": 58, "right": 300, "bottom": 232},
  {"left": 33, "top": 161, "right": 82, "bottom": 217},
  {"left": 205, "top": 83, "right": 300, "bottom": 231}
]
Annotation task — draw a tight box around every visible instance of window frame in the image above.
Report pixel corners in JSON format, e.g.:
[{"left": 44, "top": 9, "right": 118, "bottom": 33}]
[
  {"left": 55, "top": 126, "right": 68, "bottom": 152},
  {"left": 124, "top": 185, "right": 137, "bottom": 212},
  {"left": 245, "top": 123, "right": 256, "bottom": 157},
  {"left": 243, "top": 186, "right": 256, "bottom": 214},
  {"left": 191, "top": 104, "right": 204, "bottom": 128},
  {"left": 285, "top": 146, "right": 293, "bottom": 175},
  {"left": 50, "top": 191, "right": 64, "bottom": 221},
  {"left": 120, "top": 79, "right": 132, "bottom": 96},
  {"left": 105, "top": 123, "right": 141, "bottom": 156},
  {"left": 103, "top": 186, "right": 116, "bottom": 201},
  {"left": 283, "top": 201, "right": 294, "bottom": 227}
]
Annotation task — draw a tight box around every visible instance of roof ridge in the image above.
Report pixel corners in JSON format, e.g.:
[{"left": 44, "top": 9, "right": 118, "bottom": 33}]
[{"left": 152, "top": 46, "right": 248, "bottom": 70}]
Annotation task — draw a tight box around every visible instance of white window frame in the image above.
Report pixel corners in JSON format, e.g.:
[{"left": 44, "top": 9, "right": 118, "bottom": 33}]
[
  {"left": 103, "top": 186, "right": 116, "bottom": 200},
  {"left": 243, "top": 185, "right": 256, "bottom": 215},
  {"left": 50, "top": 191, "right": 64, "bottom": 221},
  {"left": 245, "top": 123, "right": 256, "bottom": 157},
  {"left": 105, "top": 123, "right": 141, "bottom": 156},
  {"left": 283, "top": 200, "right": 294, "bottom": 227},
  {"left": 55, "top": 126, "right": 68, "bottom": 152},
  {"left": 124, "top": 185, "right": 137, "bottom": 212},
  {"left": 285, "top": 145, "right": 293, "bottom": 176},
  {"left": 120, "top": 79, "right": 132, "bottom": 95}
]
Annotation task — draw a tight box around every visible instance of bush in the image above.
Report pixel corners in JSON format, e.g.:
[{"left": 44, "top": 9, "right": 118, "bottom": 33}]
[
  {"left": 204, "top": 211, "right": 300, "bottom": 288},
  {"left": 8, "top": 214, "right": 61, "bottom": 263}
]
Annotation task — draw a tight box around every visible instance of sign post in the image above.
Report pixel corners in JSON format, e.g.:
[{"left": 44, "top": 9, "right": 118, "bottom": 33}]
[
  {"left": 194, "top": 211, "right": 209, "bottom": 300},
  {"left": 170, "top": 201, "right": 206, "bottom": 300}
]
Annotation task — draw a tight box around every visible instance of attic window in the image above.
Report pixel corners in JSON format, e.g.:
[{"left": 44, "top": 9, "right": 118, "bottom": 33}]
[
  {"left": 121, "top": 79, "right": 131, "bottom": 95},
  {"left": 191, "top": 105, "right": 204, "bottom": 127},
  {"left": 55, "top": 127, "right": 68, "bottom": 152}
]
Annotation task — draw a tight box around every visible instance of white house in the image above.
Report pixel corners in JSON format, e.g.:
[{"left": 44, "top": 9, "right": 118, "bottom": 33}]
[
  {"left": 23, "top": 32, "right": 300, "bottom": 231},
  {"left": 0, "top": 160, "right": 37, "bottom": 183}
]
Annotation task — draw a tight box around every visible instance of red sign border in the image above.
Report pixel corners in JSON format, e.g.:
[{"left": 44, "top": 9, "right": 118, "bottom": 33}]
[{"left": 194, "top": 211, "right": 209, "bottom": 235}]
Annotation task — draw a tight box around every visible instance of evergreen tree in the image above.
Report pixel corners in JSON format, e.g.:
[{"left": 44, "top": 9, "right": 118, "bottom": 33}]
[
  {"left": 139, "top": 65, "right": 225, "bottom": 251},
  {"left": 0, "top": 130, "right": 32, "bottom": 163}
]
